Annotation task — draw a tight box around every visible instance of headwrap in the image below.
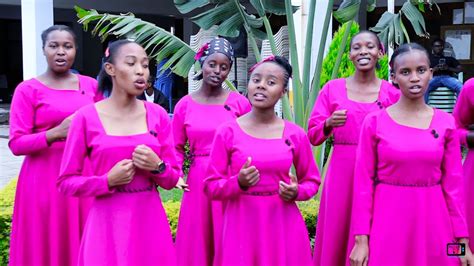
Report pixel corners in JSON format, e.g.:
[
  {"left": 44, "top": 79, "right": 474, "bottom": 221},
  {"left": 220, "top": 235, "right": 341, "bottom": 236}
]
[{"left": 194, "top": 37, "right": 234, "bottom": 66}]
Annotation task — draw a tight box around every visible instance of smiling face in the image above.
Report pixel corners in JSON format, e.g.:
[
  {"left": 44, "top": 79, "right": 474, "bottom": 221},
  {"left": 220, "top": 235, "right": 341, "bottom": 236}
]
[
  {"left": 201, "top": 53, "right": 231, "bottom": 87},
  {"left": 247, "top": 62, "right": 286, "bottom": 109},
  {"left": 392, "top": 49, "right": 432, "bottom": 100},
  {"left": 105, "top": 42, "right": 150, "bottom": 97},
  {"left": 349, "top": 32, "right": 382, "bottom": 72},
  {"left": 43, "top": 30, "right": 76, "bottom": 74}
]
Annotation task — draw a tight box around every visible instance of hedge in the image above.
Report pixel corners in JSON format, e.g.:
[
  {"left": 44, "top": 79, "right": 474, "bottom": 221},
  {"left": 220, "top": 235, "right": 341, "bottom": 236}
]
[{"left": 0, "top": 178, "right": 319, "bottom": 264}]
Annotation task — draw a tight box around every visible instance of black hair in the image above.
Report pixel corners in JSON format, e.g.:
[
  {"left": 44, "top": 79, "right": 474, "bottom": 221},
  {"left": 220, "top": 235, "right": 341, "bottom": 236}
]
[
  {"left": 41, "top": 25, "right": 77, "bottom": 48},
  {"left": 273, "top": 56, "right": 293, "bottom": 88},
  {"left": 350, "top": 30, "right": 383, "bottom": 52},
  {"left": 431, "top": 37, "right": 445, "bottom": 46},
  {"left": 148, "top": 75, "right": 155, "bottom": 84},
  {"left": 250, "top": 55, "right": 293, "bottom": 89},
  {"left": 389, "top": 42, "right": 430, "bottom": 71},
  {"left": 97, "top": 39, "right": 135, "bottom": 94}
]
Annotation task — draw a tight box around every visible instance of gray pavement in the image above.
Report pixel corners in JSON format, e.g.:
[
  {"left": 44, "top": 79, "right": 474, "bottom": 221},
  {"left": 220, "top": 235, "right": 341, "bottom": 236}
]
[{"left": 0, "top": 125, "right": 22, "bottom": 189}]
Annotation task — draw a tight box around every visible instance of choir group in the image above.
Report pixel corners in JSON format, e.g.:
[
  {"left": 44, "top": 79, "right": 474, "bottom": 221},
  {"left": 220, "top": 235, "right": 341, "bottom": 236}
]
[{"left": 7, "top": 25, "right": 474, "bottom": 266}]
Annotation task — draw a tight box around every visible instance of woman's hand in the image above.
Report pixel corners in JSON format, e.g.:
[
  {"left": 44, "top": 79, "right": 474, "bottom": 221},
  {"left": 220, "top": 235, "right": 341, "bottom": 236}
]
[
  {"left": 175, "top": 177, "right": 190, "bottom": 192},
  {"left": 46, "top": 113, "right": 75, "bottom": 144},
  {"left": 107, "top": 159, "right": 135, "bottom": 188},
  {"left": 350, "top": 235, "right": 369, "bottom": 266},
  {"left": 278, "top": 173, "right": 298, "bottom": 201},
  {"left": 458, "top": 238, "right": 474, "bottom": 266},
  {"left": 238, "top": 157, "right": 260, "bottom": 190},
  {"left": 132, "top": 144, "right": 162, "bottom": 171},
  {"left": 324, "top": 109, "right": 347, "bottom": 135}
]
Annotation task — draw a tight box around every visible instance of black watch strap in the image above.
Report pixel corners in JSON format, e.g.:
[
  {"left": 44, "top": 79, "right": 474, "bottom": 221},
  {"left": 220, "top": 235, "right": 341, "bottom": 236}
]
[{"left": 151, "top": 161, "right": 166, "bottom": 174}]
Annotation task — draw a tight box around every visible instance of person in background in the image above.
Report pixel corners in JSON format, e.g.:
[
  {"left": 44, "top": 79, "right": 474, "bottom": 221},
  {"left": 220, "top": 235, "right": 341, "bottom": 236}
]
[
  {"left": 8, "top": 25, "right": 101, "bottom": 266},
  {"left": 137, "top": 75, "right": 170, "bottom": 113},
  {"left": 425, "top": 37, "right": 463, "bottom": 103},
  {"left": 308, "top": 30, "right": 399, "bottom": 266},
  {"left": 350, "top": 43, "right": 473, "bottom": 266},
  {"left": 204, "top": 55, "right": 320, "bottom": 266},
  {"left": 58, "top": 40, "right": 179, "bottom": 265}
]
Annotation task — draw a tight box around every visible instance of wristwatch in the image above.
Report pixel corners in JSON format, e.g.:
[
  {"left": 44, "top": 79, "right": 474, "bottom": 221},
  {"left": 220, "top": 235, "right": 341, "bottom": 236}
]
[{"left": 151, "top": 161, "right": 166, "bottom": 174}]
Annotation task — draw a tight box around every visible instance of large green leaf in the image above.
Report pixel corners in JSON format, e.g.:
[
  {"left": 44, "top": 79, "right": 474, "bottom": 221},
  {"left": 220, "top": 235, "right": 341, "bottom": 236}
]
[
  {"left": 334, "top": 0, "right": 360, "bottom": 23},
  {"left": 174, "top": 0, "right": 226, "bottom": 14},
  {"left": 249, "top": 0, "right": 298, "bottom": 16},
  {"left": 370, "top": 0, "right": 431, "bottom": 46},
  {"left": 74, "top": 6, "right": 196, "bottom": 78},
  {"left": 367, "top": 0, "right": 376, "bottom": 12},
  {"left": 370, "top": 11, "right": 396, "bottom": 45},
  {"left": 400, "top": 1, "right": 427, "bottom": 37},
  {"left": 334, "top": 0, "right": 378, "bottom": 23}
]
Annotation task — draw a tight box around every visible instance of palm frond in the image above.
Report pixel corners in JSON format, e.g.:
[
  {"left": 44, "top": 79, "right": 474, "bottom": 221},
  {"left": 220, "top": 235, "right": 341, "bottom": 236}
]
[{"left": 74, "top": 6, "right": 196, "bottom": 78}]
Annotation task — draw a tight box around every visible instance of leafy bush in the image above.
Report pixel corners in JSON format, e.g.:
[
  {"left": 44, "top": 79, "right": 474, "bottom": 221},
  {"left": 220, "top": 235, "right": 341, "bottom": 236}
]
[
  {"left": 320, "top": 22, "right": 389, "bottom": 88},
  {"left": 0, "top": 178, "right": 319, "bottom": 261},
  {"left": 0, "top": 178, "right": 16, "bottom": 265},
  {"left": 163, "top": 200, "right": 181, "bottom": 238}
]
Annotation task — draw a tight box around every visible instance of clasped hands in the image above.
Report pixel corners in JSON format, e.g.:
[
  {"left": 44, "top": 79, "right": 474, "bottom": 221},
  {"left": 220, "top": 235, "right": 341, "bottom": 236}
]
[
  {"left": 238, "top": 157, "right": 298, "bottom": 201},
  {"left": 107, "top": 144, "right": 162, "bottom": 188}
]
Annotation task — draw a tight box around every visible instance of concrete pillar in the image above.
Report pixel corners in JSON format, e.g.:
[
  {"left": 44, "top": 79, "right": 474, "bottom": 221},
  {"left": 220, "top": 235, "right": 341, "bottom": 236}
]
[{"left": 21, "top": 0, "right": 53, "bottom": 80}]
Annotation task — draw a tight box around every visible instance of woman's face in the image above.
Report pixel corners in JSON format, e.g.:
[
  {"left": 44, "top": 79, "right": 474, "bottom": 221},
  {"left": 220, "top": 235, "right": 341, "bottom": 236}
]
[
  {"left": 392, "top": 50, "right": 432, "bottom": 100},
  {"left": 43, "top": 30, "right": 76, "bottom": 74},
  {"left": 349, "top": 32, "right": 382, "bottom": 72},
  {"left": 201, "top": 53, "right": 231, "bottom": 87},
  {"left": 105, "top": 43, "right": 150, "bottom": 97},
  {"left": 247, "top": 62, "right": 286, "bottom": 110}
]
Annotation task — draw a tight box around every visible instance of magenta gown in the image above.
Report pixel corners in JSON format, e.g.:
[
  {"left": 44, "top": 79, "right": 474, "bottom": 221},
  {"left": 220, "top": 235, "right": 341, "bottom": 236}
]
[
  {"left": 173, "top": 92, "right": 251, "bottom": 266},
  {"left": 352, "top": 109, "right": 468, "bottom": 266},
  {"left": 8, "top": 75, "right": 101, "bottom": 266},
  {"left": 204, "top": 120, "right": 321, "bottom": 266},
  {"left": 308, "top": 78, "right": 399, "bottom": 266},
  {"left": 453, "top": 78, "right": 474, "bottom": 251},
  {"left": 58, "top": 101, "right": 180, "bottom": 266}
]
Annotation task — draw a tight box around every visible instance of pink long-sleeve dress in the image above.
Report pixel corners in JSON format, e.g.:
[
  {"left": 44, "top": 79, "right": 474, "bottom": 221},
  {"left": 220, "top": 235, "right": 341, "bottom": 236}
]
[
  {"left": 8, "top": 75, "right": 101, "bottom": 266},
  {"left": 173, "top": 92, "right": 251, "bottom": 266},
  {"left": 58, "top": 101, "right": 180, "bottom": 266},
  {"left": 204, "top": 120, "right": 321, "bottom": 266},
  {"left": 453, "top": 78, "right": 474, "bottom": 251},
  {"left": 352, "top": 109, "right": 468, "bottom": 266},
  {"left": 308, "top": 78, "right": 399, "bottom": 266}
]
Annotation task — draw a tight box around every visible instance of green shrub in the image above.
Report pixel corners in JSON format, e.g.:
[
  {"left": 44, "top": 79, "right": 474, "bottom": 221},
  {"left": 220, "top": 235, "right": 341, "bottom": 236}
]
[
  {"left": 0, "top": 178, "right": 16, "bottom": 265},
  {"left": 320, "top": 22, "right": 389, "bottom": 89},
  {"left": 0, "top": 178, "right": 320, "bottom": 261},
  {"left": 163, "top": 200, "right": 181, "bottom": 238}
]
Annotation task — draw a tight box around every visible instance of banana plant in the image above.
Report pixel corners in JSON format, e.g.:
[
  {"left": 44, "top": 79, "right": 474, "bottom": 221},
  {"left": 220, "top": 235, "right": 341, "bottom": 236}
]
[{"left": 74, "top": 0, "right": 436, "bottom": 168}]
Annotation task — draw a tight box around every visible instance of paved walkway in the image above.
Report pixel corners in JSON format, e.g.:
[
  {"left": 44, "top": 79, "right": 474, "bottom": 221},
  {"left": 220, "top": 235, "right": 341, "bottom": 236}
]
[{"left": 0, "top": 125, "right": 23, "bottom": 189}]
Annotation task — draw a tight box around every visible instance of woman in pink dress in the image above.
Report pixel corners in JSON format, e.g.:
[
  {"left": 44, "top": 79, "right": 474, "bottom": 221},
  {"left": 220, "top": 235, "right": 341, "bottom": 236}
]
[
  {"left": 453, "top": 78, "right": 474, "bottom": 252},
  {"left": 58, "top": 40, "right": 180, "bottom": 265},
  {"left": 173, "top": 38, "right": 251, "bottom": 266},
  {"left": 308, "top": 31, "right": 399, "bottom": 266},
  {"left": 204, "top": 56, "right": 320, "bottom": 266},
  {"left": 350, "top": 43, "right": 473, "bottom": 266},
  {"left": 8, "top": 25, "right": 101, "bottom": 266}
]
